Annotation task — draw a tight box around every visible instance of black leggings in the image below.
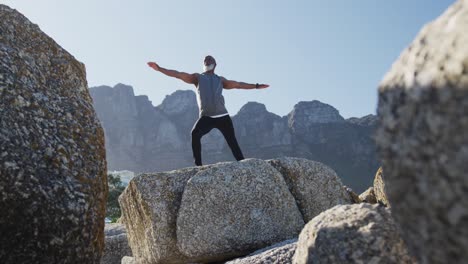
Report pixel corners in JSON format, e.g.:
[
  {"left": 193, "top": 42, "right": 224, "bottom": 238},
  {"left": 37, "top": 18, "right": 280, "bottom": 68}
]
[{"left": 191, "top": 115, "right": 244, "bottom": 166}]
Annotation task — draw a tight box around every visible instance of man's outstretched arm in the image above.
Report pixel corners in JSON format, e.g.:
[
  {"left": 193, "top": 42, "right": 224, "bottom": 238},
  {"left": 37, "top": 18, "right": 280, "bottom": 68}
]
[
  {"left": 221, "top": 77, "right": 269, "bottom": 90},
  {"left": 147, "top": 62, "right": 198, "bottom": 85}
]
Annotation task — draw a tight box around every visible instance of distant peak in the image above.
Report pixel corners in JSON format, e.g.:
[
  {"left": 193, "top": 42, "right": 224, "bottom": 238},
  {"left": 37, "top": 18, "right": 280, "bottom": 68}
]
[
  {"left": 158, "top": 90, "right": 197, "bottom": 116},
  {"left": 166, "top": 90, "right": 196, "bottom": 97},
  {"left": 238, "top": 102, "right": 267, "bottom": 113},
  {"left": 294, "top": 100, "right": 334, "bottom": 109},
  {"left": 346, "top": 114, "right": 377, "bottom": 126},
  {"left": 113, "top": 83, "right": 134, "bottom": 90},
  {"left": 289, "top": 100, "right": 344, "bottom": 124}
]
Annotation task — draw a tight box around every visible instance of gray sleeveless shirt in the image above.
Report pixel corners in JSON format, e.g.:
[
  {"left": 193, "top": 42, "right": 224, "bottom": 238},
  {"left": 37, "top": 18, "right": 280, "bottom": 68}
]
[{"left": 195, "top": 73, "right": 228, "bottom": 117}]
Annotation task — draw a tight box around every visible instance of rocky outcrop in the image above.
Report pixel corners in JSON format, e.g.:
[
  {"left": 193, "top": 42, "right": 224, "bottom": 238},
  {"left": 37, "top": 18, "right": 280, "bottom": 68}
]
[
  {"left": 226, "top": 239, "right": 297, "bottom": 264},
  {"left": 373, "top": 167, "right": 389, "bottom": 206},
  {"left": 288, "top": 111, "right": 379, "bottom": 193},
  {"left": 267, "top": 157, "right": 352, "bottom": 222},
  {"left": 234, "top": 102, "right": 292, "bottom": 148},
  {"left": 90, "top": 84, "right": 186, "bottom": 172},
  {"left": 359, "top": 187, "right": 377, "bottom": 204},
  {"left": 101, "top": 224, "right": 132, "bottom": 264},
  {"left": 376, "top": 1, "right": 468, "bottom": 263},
  {"left": 344, "top": 186, "right": 362, "bottom": 203},
  {"left": 119, "top": 157, "right": 350, "bottom": 264},
  {"left": 293, "top": 204, "right": 414, "bottom": 264},
  {"left": 0, "top": 4, "right": 107, "bottom": 263},
  {"left": 177, "top": 159, "right": 304, "bottom": 262},
  {"left": 288, "top": 101, "right": 345, "bottom": 127},
  {"left": 119, "top": 167, "right": 202, "bottom": 264},
  {"left": 90, "top": 86, "right": 378, "bottom": 192},
  {"left": 156, "top": 90, "right": 198, "bottom": 141},
  {"left": 346, "top": 114, "right": 378, "bottom": 126}
]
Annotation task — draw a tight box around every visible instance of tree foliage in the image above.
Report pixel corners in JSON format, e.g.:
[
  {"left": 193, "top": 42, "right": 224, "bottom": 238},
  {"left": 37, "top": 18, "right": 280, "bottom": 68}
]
[{"left": 106, "top": 173, "right": 126, "bottom": 222}]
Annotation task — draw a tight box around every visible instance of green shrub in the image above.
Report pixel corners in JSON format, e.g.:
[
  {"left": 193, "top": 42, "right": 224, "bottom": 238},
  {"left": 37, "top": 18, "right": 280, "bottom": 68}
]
[{"left": 106, "top": 173, "right": 126, "bottom": 222}]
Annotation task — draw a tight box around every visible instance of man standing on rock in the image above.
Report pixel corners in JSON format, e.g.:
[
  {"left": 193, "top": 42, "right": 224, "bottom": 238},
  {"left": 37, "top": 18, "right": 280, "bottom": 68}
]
[{"left": 147, "top": 55, "right": 269, "bottom": 166}]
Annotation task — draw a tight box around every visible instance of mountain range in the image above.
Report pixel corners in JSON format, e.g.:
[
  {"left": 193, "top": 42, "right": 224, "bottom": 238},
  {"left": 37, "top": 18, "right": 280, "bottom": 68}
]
[{"left": 90, "top": 83, "right": 379, "bottom": 192}]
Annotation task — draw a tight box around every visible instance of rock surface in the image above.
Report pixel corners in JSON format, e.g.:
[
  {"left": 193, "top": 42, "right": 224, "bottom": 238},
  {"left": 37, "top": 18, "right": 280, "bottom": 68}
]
[
  {"left": 293, "top": 204, "right": 414, "bottom": 264},
  {"left": 101, "top": 224, "right": 132, "bottom": 264},
  {"left": 344, "top": 186, "right": 362, "bottom": 203},
  {"left": 119, "top": 167, "right": 203, "bottom": 264},
  {"left": 90, "top": 85, "right": 379, "bottom": 192},
  {"left": 0, "top": 5, "right": 107, "bottom": 263},
  {"left": 373, "top": 167, "right": 389, "bottom": 206},
  {"left": 176, "top": 159, "right": 304, "bottom": 262},
  {"left": 119, "top": 157, "right": 351, "bottom": 263},
  {"left": 267, "top": 157, "right": 352, "bottom": 222},
  {"left": 121, "top": 256, "right": 135, "bottom": 264},
  {"left": 376, "top": 0, "right": 468, "bottom": 263},
  {"left": 226, "top": 239, "right": 297, "bottom": 264},
  {"left": 359, "top": 187, "right": 377, "bottom": 204}
]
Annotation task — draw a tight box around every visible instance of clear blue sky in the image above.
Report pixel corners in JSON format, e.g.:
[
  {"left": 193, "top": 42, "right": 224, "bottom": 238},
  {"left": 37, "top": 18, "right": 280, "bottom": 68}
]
[{"left": 3, "top": 0, "right": 454, "bottom": 118}]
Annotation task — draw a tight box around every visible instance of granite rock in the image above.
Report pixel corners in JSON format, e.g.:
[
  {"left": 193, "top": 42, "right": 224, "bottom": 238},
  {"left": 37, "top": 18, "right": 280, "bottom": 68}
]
[
  {"left": 121, "top": 256, "right": 136, "bottom": 264},
  {"left": 359, "top": 187, "right": 377, "bottom": 204},
  {"left": 376, "top": 0, "right": 468, "bottom": 262},
  {"left": 226, "top": 239, "right": 297, "bottom": 264},
  {"left": 344, "top": 186, "right": 362, "bottom": 203},
  {"left": 267, "top": 157, "right": 352, "bottom": 222},
  {"left": 176, "top": 159, "right": 304, "bottom": 263},
  {"left": 118, "top": 167, "right": 205, "bottom": 264},
  {"left": 373, "top": 168, "right": 389, "bottom": 206},
  {"left": 293, "top": 204, "right": 414, "bottom": 264},
  {"left": 0, "top": 4, "right": 107, "bottom": 263},
  {"left": 101, "top": 224, "right": 132, "bottom": 264}
]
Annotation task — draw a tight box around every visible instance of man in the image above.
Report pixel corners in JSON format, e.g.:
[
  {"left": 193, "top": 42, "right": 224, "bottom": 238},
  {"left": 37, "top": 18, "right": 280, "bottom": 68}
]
[{"left": 147, "top": 55, "right": 269, "bottom": 166}]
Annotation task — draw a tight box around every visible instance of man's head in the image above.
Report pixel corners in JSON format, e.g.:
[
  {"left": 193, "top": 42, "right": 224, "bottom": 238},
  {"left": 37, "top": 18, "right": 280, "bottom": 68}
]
[{"left": 203, "top": 55, "right": 216, "bottom": 72}]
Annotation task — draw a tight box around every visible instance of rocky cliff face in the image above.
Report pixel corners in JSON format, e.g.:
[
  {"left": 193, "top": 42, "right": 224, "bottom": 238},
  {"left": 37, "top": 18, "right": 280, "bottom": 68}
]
[
  {"left": 90, "top": 85, "right": 378, "bottom": 192},
  {"left": 91, "top": 84, "right": 185, "bottom": 172}
]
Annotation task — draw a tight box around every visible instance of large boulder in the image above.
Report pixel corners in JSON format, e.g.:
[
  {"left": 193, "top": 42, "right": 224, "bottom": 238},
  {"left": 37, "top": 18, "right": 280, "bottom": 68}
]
[
  {"left": 101, "top": 224, "right": 132, "bottom": 264},
  {"left": 119, "top": 167, "right": 204, "bottom": 264},
  {"left": 226, "top": 239, "right": 297, "bottom": 264},
  {"left": 176, "top": 159, "right": 304, "bottom": 262},
  {"left": 0, "top": 4, "right": 107, "bottom": 264},
  {"left": 119, "top": 157, "right": 352, "bottom": 263},
  {"left": 293, "top": 204, "right": 414, "bottom": 264},
  {"left": 376, "top": 0, "right": 468, "bottom": 263},
  {"left": 267, "top": 157, "right": 352, "bottom": 222}
]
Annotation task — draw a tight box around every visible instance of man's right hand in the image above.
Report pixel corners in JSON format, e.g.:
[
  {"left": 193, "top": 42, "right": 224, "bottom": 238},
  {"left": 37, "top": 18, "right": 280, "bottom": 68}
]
[
  {"left": 257, "top": 84, "right": 270, "bottom": 89},
  {"left": 147, "top": 62, "right": 160, "bottom": 71}
]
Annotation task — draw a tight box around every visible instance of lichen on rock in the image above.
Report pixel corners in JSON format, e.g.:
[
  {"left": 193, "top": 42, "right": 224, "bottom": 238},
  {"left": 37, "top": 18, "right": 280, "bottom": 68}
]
[
  {"left": 376, "top": 0, "right": 468, "bottom": 263},
  {"left": 0, "top": 4, "right": 107, "bottom": 263},
  {"left": 293, "top": 204, "right": 415, "bottom": 264}
]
